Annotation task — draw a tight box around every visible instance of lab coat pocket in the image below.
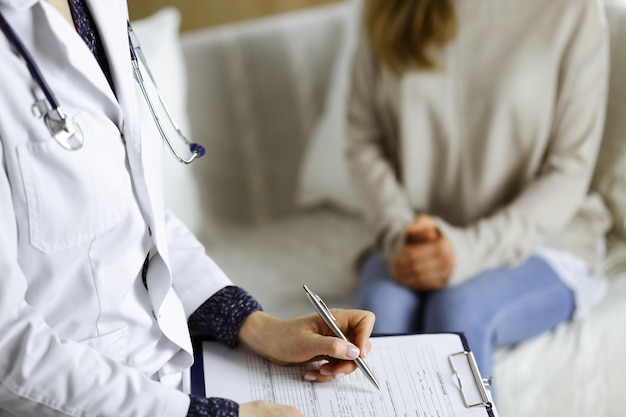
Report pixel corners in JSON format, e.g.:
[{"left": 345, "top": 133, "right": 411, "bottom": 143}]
[
  {"left": 17, "top": 112, "right": 131, "bottom": 253},
  {"left": 80, "top": 326, "right": 129, "bottom": 364}
]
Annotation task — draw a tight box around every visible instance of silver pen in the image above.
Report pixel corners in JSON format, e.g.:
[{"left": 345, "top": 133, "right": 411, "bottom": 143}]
[{"left": 303, "top": 285, "right": 381, "bottom": 390}]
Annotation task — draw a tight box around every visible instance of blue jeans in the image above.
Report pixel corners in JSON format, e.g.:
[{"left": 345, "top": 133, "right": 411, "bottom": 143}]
[{"left": 356, "top": 251, "right": 575, "bottom": 397}]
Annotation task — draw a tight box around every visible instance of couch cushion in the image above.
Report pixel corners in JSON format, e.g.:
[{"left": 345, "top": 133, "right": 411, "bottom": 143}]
[{"left": 202, "top": 208, "right": 371, "bottom": 317}]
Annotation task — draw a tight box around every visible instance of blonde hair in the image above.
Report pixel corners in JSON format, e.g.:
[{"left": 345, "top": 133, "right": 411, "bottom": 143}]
[{"left": 365, "top": 0, "right": 458, "bottom": 74}]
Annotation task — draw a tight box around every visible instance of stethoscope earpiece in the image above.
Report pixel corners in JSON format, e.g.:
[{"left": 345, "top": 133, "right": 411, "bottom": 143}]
[{"left": 190, "top": 143, "right": 206, "bottom": 158}]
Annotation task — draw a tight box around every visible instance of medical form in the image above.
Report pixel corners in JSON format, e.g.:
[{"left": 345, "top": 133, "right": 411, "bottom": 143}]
[{"left": 200, "top": 333, "right": 496, "bottom": 417}]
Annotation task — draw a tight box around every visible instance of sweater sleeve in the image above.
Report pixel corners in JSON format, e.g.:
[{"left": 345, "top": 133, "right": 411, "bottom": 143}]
[
  {"left": 185, "top": 289, "right": 262, "bottom": 417},
  {"left": 188, "top": 286, "right": 262, "bottom": 347},
  {"left": 438, "top": 0, "right": 609, "bottom": 285},
  {"left": 187, "top": 395, "right": 238, "bottom": 417}
]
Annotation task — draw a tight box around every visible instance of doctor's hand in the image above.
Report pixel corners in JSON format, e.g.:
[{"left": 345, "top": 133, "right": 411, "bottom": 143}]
[
  {"left": 240, "top": 401, "right": 305, "bottom": 417},
  {"left": 391, "top": 214, "right": 455, "bottom": 291},
  {"left": 237, "top": 309, "right": 375, "bottom": 382}
]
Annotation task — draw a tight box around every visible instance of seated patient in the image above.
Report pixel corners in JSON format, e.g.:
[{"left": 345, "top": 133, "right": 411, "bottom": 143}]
[{"left": 346, "top": 0, "right": 611, "bottom": 390}]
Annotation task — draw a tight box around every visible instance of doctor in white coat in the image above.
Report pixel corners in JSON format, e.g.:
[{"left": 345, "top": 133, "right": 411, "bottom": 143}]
[{"left": 0, "top": 1, "right": 375, "bottom": 417}]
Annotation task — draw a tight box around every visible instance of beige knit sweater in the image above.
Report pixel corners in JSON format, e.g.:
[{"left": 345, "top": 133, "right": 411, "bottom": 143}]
[{"left": 346, "top": 0, "right": 612, "bottom": 285}]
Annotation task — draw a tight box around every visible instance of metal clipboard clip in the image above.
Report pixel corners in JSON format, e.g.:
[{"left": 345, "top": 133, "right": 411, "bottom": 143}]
[{"left": 448, "top": 351, "right": 493, "bottom": 409}]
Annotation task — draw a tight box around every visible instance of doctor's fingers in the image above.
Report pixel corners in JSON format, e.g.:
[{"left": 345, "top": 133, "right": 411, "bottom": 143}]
[
  {"left": 304, "top": 357, "right": 358, "bottom": 383},
  {"left": 305, "top": 325, "right": 370, "bottom": 362},
  {"left": 329, "top": 308, "right": 375, "bottom": 354},
  {"left": 240, "top": 401, "right": 305, "bottom": 417}
]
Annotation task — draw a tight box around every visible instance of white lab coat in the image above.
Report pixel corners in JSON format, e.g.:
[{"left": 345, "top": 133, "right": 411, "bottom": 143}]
[{"left": 0, "top": 1, "right": 233, "bottom": 417}]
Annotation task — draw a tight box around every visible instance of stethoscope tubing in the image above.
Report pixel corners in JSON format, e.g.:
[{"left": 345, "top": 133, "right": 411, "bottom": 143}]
[
  {"left": 0, "top": 11, "right": 204, "bottom": 162},
  {"left": 128, "top": 23, "right": 204, "bottom": 164},
  {"left": 0, "top": 12, "right": 60, "bottom": 110}
]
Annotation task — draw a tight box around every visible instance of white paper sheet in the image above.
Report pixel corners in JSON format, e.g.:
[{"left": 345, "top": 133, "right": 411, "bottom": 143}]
[{"left": 202, "top": 333, "right": 491, "bottom": 417}]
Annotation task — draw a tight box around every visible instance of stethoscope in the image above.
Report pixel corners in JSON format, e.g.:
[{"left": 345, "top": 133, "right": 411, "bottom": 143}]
[{"left": 0, "top": 13, "right": 205, "bottom": 164}]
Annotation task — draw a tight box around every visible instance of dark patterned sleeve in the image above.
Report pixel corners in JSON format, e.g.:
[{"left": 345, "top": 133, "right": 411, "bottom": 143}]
[
  {"left": 187, "top": 395, "right": 238, "bottom": 417},
  {"left": 188, "top": 286, "right": 262, "bottom": 347}
]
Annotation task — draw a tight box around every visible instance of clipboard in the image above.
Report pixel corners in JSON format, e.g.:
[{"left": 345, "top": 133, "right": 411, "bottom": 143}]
[
  {"left": 191, "top": 333, "right": 496, "bottom": 417},
  {"left": 448, "top": 333, "right": 495, "bottom": 415}
]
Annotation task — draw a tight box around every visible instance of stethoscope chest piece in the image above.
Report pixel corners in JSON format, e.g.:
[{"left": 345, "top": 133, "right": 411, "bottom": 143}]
[
  {"left": 45, "top": 109, "right": 84, "bottom": 151},
  {"left": 32, "top": 100, "right": 84, "bottom": 150}
]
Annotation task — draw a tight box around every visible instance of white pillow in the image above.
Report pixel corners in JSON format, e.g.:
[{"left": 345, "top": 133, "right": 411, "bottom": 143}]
[
  {"left": 295, "top": 0, "right": 364, "bottom": 215},
  {"left": 131, "top": 8, "right": 202, "bottom": 235}
]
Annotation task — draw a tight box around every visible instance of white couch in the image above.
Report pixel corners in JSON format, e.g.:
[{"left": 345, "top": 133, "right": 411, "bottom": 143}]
[{"left": 135, "top": 2, "right": 626, "bottom": 416}]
